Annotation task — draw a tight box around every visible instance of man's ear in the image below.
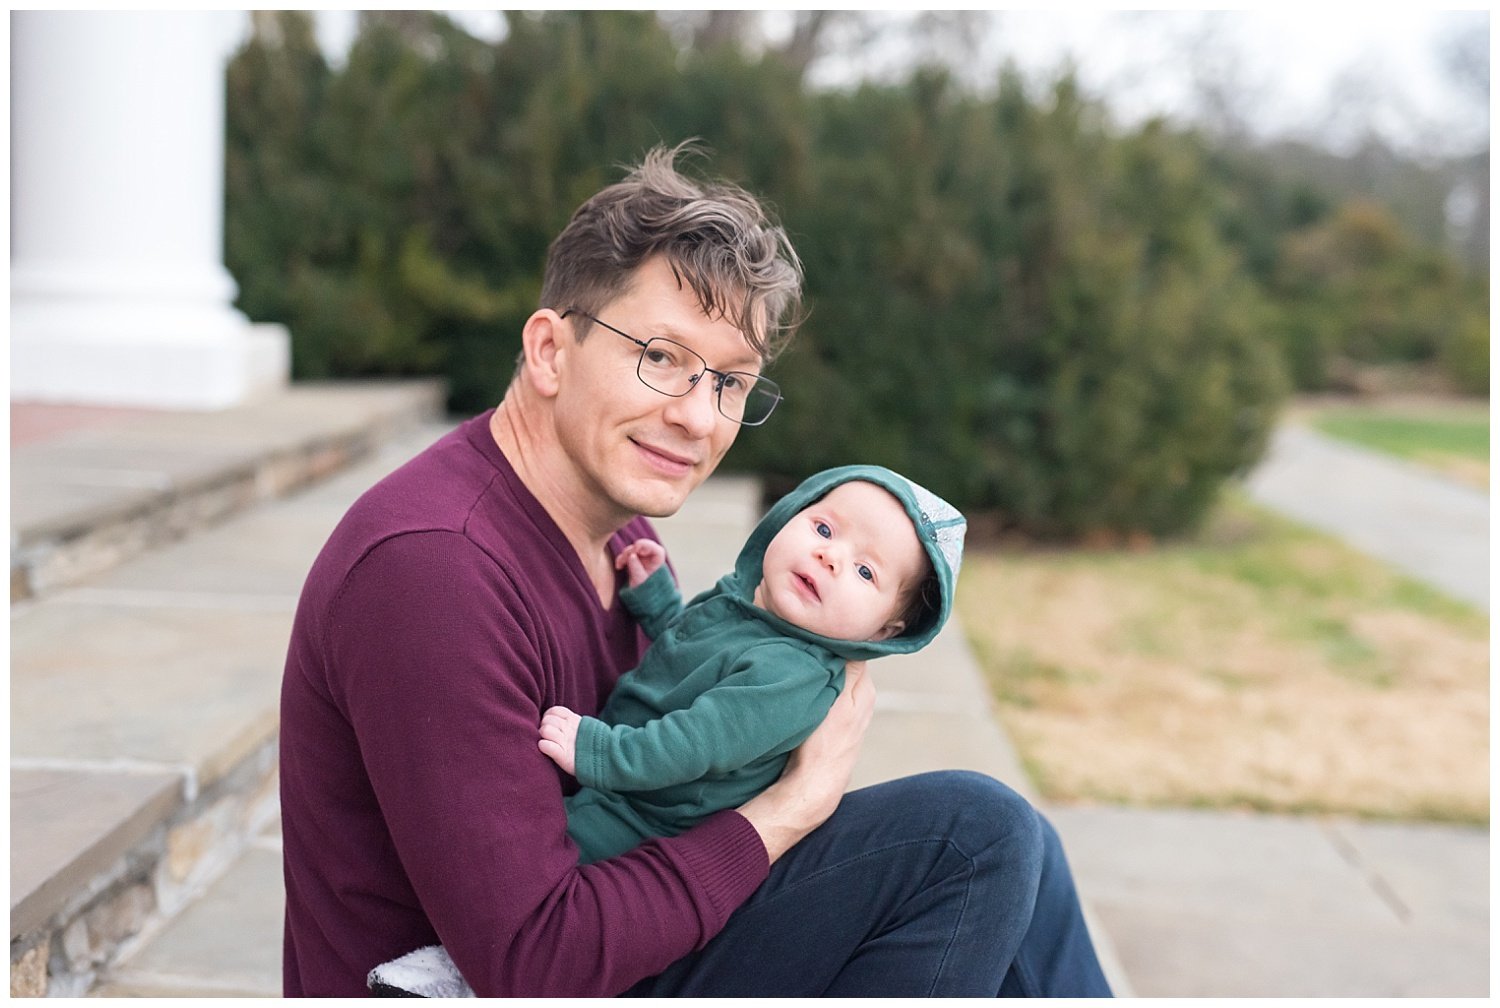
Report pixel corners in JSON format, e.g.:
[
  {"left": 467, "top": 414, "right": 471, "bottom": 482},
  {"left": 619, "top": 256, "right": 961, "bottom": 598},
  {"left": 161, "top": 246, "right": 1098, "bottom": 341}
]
[{"left": 518, "top": 310, "right": 571, "bottom": 398}]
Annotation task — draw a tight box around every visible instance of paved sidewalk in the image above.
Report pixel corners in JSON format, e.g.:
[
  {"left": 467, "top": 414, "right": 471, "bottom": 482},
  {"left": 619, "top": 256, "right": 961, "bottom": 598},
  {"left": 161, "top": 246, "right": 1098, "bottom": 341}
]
[
  {"left": 1244, "top": 423, "right": 1488, "bottom": 609},
  {"left": 1048, "top": 805, "right": 1488, "bottom": 996}
]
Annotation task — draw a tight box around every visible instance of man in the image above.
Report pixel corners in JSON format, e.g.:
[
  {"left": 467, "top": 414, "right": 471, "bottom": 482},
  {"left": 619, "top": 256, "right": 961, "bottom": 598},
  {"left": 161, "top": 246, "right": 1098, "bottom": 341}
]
[{"left": 279, "top": 144, "right": 1112, "bottom": 996}]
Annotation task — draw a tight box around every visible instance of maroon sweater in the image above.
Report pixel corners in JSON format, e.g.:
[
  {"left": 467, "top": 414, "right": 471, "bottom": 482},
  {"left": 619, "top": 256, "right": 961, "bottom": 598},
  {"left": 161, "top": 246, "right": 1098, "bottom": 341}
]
[{"left": 279, "top": 412, "right": 769, "bottom": 996}]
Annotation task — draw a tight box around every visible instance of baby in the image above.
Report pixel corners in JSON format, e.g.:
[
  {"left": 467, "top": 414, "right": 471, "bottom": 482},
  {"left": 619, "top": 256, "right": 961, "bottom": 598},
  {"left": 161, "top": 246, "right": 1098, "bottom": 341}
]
[{"left": 369, "top": 465, "right": 965, "bottom": 996}]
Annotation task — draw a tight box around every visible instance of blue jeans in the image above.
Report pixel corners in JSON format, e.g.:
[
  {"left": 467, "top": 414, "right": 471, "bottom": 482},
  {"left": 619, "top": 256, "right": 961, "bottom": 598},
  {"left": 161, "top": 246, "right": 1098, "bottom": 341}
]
[{"left": 628, "top": 771, "right": 1113, "bottom": 997}]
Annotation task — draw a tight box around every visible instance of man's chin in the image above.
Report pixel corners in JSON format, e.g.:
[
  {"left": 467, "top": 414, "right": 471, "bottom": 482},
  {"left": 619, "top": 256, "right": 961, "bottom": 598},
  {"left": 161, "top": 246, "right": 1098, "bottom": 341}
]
[{"left": 619, "top": 475, "right": 699, "bottom": 519}]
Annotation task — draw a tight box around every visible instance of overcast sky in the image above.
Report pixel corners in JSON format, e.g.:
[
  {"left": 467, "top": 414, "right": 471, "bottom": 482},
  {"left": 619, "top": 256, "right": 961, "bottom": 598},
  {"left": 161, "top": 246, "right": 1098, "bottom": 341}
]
[
  {"left": 312, "top": 9, "right": 1489, "bottom": 159},
  {"left": 961, "top": 9, "right": 1489, "bottom": 157}
]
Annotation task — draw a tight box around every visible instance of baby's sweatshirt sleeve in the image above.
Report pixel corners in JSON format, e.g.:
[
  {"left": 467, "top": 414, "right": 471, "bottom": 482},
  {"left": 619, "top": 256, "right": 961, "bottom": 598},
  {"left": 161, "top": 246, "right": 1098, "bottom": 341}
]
[
  {"left": 618, "top": 565, "right": 684, "bottom": 641},
  {"left": 572, "top": 642, "right": 840, "bottom": 794}
]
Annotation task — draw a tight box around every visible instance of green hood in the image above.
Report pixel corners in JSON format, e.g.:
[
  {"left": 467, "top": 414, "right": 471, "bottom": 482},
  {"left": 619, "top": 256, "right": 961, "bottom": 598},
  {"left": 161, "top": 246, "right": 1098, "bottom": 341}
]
[{"left": 718, "top": 465, "right": 967, "bottom": 662}]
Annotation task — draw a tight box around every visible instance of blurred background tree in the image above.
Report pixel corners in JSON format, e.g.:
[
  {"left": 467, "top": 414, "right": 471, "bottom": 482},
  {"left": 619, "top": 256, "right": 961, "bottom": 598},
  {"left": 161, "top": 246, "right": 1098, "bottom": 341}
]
[{"left": 224, "top": 10, "right": 1486, "bottom": 541}]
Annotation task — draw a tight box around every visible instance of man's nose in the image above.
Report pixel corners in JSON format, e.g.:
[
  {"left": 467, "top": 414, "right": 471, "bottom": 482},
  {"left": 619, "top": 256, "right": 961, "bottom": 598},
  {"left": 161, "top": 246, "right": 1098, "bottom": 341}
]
[{"left": 661, "top": 372, "right": 720, "bottom": 437}]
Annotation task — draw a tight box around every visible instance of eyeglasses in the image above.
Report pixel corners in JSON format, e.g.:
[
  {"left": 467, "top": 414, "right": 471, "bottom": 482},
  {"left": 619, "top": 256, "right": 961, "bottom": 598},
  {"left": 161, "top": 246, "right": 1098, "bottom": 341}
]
[{"left": 561, "top": 310, "right": 782, "bottom": 426}]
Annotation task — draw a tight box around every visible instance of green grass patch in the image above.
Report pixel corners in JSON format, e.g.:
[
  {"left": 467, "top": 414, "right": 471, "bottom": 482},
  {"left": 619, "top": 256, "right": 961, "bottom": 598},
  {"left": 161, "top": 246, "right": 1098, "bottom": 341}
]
[
  {"left": 1292, "top": 396, "right": 1489, "bottom": 489},
  {"left": 1311, "top": 409, "right": 1488, "bottom": 463}
]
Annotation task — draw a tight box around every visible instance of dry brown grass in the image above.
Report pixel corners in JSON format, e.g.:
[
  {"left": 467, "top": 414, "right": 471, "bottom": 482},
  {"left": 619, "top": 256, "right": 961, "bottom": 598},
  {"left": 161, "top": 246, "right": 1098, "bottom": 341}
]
[{"left": 958, "top": 496, "right": 1489, "bottom": 823}]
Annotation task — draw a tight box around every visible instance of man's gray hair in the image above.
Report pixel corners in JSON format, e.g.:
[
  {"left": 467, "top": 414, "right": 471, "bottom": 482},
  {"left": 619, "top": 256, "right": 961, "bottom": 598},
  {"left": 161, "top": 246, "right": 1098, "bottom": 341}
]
[{"left": 539, "top": 142, "right": 804, "bottom": 362}]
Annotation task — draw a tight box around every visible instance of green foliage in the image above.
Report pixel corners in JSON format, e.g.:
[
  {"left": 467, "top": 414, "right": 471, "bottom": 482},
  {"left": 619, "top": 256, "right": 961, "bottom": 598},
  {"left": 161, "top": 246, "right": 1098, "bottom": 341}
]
[
  {"left": 227, "top": 12, "right": 513, "bottom": 395},
  {"left": 1441, "top": 289, "right": 1491, "bottom": 396},
  {"left": 226, "top": 11, "right": 812, "bottom": 409},
  {"left": 1264, "top": 200, "right": 1484, "bottom": 390},
  {"left": 1202, "top": 137, "right": 1488, "bottom": 396},
  {"left": 223, "top": 12, "right": 1476, "bottom": 542},
  {"left": 730, "top": 73, "right": 1286, "bottom": 537}
]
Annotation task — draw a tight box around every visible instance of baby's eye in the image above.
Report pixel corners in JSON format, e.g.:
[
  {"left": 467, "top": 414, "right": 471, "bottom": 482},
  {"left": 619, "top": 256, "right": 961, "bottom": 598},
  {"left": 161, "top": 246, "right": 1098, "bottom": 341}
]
[
  {"left": 857, "top": 564, "right": 874, "bottom": 582},
  {"left": 815, "top": 521, "right": 831, "bottom": 538}
]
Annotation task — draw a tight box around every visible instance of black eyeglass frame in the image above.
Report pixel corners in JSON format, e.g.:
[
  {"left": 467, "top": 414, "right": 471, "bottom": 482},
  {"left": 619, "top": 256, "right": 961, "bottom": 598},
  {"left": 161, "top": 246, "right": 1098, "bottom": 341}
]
[{"left": 559, "top": 309, "right": 783, "bottom": 427}]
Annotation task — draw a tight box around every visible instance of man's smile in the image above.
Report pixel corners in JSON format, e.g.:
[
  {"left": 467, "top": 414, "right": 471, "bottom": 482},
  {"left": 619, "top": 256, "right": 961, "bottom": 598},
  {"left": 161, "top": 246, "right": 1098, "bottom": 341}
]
[{"left": 630, "top": 437, "right": 700, "bottom": 476}]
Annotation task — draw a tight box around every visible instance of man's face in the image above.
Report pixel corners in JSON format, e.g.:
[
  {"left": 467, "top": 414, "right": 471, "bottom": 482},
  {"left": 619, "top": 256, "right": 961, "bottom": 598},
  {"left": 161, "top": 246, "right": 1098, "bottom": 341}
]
[
  {"left": 551, "top": 256, "right": 760, "bottom": 523},
  {"left": 755, "top": 481, "right": 926, "bottom": 643}
]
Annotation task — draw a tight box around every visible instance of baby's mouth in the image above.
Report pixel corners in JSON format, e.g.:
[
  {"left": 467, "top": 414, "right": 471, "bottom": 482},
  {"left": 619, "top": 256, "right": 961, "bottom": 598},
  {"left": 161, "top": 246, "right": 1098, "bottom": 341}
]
[{"left": 795, "top": 572, "right": 820, "bottom": 602}]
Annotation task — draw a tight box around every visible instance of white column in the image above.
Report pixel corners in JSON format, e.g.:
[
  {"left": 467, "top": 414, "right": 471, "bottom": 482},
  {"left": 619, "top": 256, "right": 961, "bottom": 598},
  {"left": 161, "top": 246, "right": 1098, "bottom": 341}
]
[{"left": 10, "top": 10, "right": 289, "bottom": 410}]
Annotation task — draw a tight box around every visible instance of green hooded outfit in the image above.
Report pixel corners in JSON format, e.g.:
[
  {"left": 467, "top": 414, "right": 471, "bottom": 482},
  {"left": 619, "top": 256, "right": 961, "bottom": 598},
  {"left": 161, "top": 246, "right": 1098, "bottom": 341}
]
[{"left": 565, "top": 464, "right": 968, "bottom": 864}]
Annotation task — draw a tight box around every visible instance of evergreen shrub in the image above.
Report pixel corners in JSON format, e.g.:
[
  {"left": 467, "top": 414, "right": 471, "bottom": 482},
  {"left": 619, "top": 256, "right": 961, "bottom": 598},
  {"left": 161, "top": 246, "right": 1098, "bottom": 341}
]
[{"left": 227, "top": 12, "right": 1485, "bottom": 541}]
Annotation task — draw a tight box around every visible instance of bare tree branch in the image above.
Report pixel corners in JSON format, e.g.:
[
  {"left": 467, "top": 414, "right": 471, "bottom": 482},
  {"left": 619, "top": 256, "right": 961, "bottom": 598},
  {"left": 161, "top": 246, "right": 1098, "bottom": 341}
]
[{"left": 777, "top": 11, "right": 835, "bottom": 77}]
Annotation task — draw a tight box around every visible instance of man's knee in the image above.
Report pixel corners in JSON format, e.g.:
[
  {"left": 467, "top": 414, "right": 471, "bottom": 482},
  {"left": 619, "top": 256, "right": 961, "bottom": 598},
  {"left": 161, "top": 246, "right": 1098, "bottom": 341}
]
[{"left": 896, "top": 770, "right": 1044, "bottom": 865}]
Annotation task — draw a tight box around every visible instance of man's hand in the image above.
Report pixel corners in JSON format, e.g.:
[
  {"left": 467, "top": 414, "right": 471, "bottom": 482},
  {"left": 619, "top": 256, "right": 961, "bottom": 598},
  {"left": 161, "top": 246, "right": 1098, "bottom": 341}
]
[
  {"left": 615, "top": 539, "right": 667, "bottom": 587},
  {"left": 538, "top": 706, "right": 583, "bottom": 776},
  {"left": 738, "top": 660, "right": 876, "bottom": 864}
]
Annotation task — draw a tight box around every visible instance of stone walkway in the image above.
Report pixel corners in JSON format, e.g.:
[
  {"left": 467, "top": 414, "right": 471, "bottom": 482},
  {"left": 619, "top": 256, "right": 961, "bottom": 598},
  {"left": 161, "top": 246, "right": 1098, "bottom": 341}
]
[
  {"left": 1051, "top": 804, "right": 1488, "bottom": 996},
  {"left": 1245, "top": 423, "right": 1488, "bottom": 609}
]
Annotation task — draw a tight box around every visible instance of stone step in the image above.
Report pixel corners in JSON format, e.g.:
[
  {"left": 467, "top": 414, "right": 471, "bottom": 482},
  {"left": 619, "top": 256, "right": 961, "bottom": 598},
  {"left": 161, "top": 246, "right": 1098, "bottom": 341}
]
[
  {"left": 10, "top": 403, "right": 457, "bottom": 997},
  {"left": 11, "top": 379, "right": 446, "bottom": 604},
  {"left": 89, "top": 829, "right": 286, "bottom": 998}
]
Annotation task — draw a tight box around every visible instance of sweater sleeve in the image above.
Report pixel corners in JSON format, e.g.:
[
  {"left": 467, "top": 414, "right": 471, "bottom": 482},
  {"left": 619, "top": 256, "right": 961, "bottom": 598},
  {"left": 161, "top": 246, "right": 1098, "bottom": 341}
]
[
  {"left": 325, "top": 532, "right": 769, "bottom": 997},
  {"left": 617, "top": 564, "right": 684, "bottom": 641},
  {"left": 573, "top": 642, "right": 840, "bottom": 793}
]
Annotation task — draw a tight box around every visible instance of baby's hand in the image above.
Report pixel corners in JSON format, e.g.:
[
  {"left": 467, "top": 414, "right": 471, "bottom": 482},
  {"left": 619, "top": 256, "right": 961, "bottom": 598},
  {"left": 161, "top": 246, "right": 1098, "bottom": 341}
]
[
  {"left": 615, "top": 539, "right": 667, "bottom": 587},
  {"left": 538, "top": 706, "right": 582, "bottom": 776}
]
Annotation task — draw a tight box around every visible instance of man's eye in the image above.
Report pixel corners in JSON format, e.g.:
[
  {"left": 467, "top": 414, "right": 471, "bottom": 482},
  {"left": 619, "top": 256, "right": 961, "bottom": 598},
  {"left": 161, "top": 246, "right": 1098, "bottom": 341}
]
[
  {"left": 815, "top": 521, "right": 831, "bottom": 538},
  {"left": 857, "top": 565, "right": 874, "bottom": 582}
]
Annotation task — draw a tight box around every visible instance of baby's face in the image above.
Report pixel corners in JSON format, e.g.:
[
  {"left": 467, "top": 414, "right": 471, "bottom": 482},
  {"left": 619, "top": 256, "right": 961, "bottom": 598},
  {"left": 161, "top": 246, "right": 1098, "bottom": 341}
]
[{"left": 754, "top": 481, "right": 926, "bottom": 642}]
